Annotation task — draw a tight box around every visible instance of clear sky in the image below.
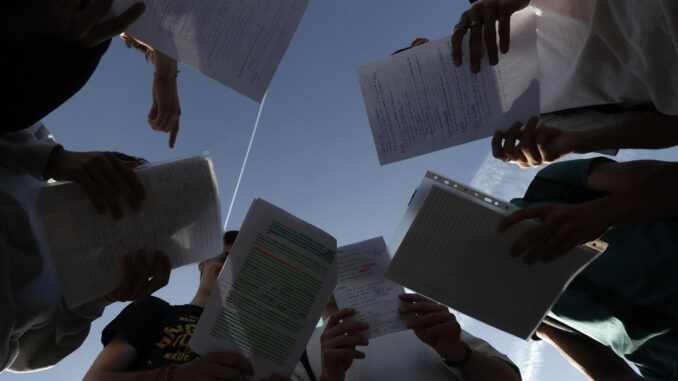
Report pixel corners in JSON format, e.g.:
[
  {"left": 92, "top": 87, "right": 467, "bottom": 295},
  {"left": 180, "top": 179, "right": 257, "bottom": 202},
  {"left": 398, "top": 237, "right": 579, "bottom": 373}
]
[{"left": 4, "top": 1, "right": 677, "bottom": 380}]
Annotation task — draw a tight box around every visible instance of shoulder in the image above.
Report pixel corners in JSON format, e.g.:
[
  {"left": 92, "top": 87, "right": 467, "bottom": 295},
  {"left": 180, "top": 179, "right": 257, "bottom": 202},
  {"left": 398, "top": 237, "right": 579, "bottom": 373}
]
[{"left": 101, "top": 297, "right": 172, "bottom": 347}]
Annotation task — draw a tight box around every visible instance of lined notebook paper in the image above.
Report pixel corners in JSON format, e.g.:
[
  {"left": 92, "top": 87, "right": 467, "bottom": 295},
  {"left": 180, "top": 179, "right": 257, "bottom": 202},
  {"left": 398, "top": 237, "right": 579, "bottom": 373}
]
[
  {"left": 385, "top": 171, "right": 606, "bottom": 339},
  {"left": 38, "top": 156, "right": 222, "bottom": 308}
]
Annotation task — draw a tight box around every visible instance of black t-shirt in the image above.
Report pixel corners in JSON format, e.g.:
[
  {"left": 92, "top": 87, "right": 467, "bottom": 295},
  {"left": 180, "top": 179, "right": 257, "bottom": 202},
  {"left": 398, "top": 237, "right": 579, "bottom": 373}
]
[{"left": 102, "top": 297, "right": 204, "bottom": 370}]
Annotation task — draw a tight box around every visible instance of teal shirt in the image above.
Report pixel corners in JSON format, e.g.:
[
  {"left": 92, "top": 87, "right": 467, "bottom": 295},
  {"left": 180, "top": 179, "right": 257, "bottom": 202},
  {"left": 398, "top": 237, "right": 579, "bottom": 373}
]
[{"left": 511, "top": 159, "right": 678, "bottom": 380}]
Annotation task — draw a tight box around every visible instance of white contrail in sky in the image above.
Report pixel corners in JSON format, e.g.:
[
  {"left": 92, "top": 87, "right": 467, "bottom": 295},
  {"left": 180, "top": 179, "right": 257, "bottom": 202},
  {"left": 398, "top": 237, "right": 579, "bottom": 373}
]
[{"left": 224, "top": 91, "right": 268, "bottom": 230}]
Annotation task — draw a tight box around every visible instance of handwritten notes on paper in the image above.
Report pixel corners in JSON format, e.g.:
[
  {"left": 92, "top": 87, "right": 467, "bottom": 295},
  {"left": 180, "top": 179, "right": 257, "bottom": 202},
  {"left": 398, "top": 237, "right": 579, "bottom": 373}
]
[
  {"left": 190, "top": 199, "right": 337, "bottom": 380},
  {"left": 111, "top": 0, "right": 309, "bottom": 101},
  {"left": 334, "top": 237, "right": 408, "bottom": 339},
  {"left": 386, "top": 171, "right": 605, "bottom": 339},
  {"left": 38, "top": 156, "right": 222, "bottom": 308},
  {"left": 357, "top": 7, "right": 539, "bottom": 165}
]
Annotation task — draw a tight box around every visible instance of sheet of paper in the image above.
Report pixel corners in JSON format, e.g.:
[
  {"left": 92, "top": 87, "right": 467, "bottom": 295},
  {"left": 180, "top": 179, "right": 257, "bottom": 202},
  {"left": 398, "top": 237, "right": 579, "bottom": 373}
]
[
  {"left": 334, "top": 237, "right": 409, "bottom": 339},
  {"left": 38, "top": 156, "right": 222, "bottom": 308},
  {"left": 357, "top": 7, "right": 539, "bottom": 165},
  {"left": 386, "top": 172, "right": 606, "bottom": 339},
  {"left": 190, "top": 198, "right": 337, "bottom": 380},
  {"left": 111, "top": 0, "right": 309, "bottom": 102}
]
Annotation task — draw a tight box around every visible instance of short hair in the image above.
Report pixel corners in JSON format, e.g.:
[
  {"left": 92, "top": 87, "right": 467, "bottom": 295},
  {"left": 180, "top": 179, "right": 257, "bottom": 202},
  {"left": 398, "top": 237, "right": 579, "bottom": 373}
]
[
  {"left": 223, "top": 231, "right": 238, "bottom": 246},
  {"left": 123, "top": 35, "right": 156, "bottom": 65}
]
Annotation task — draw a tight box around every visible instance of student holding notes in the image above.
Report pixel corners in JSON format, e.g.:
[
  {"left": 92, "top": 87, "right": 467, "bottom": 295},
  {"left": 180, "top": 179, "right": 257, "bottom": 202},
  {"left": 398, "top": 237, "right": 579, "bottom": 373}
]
[
  {"left": 84, "top": 231, "right": 290, "bottom": 381},
  {"left": 293, "top": 295, "right": 521, "bottom": 381}
]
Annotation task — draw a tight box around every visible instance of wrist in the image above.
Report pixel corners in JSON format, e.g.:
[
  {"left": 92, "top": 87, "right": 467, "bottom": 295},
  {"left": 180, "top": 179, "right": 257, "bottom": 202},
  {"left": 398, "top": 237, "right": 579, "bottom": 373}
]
[
  {"left": 441, "top": 341, "right": 472, "bottom": 368},
  {"left": 570, "top": 130, "right": 592, "bottom": 154},
  {"left": 439, "top": 340, "right": 467, "bottom": 363}
]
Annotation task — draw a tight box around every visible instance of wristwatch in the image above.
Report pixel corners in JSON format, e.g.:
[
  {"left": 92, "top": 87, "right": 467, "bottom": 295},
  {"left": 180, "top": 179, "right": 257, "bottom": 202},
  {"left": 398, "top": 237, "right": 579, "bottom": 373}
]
[{"left": 442, "top": 341, "right": 472, "bottom": 368}]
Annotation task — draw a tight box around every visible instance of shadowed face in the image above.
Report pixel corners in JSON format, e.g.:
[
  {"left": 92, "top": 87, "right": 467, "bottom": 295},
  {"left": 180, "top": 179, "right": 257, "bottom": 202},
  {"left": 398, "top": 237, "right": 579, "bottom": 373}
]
[{"left": 198, "top": 244, "right": 232, "bottom": 295}]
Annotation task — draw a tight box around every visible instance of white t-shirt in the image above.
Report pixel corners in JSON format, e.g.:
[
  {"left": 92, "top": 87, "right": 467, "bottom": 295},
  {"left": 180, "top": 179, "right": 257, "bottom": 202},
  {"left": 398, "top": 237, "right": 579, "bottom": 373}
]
[
  {"left": 292, "top": 326, "right": 517, "bottom": 381},
  {"left": 535, "top": 0, "right": 678, "bottom": 115}
]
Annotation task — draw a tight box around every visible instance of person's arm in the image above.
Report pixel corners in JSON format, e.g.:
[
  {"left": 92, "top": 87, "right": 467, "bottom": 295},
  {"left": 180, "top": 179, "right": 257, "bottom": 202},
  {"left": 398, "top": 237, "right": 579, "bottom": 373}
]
[
  {"left": 398, "top": 294, "right": 521, "bottom": 381},
  {"left": 536, "top": 324, "right": 643, "bottom": 381},
  {"left": 492, "top": 114, "right": 678, "bottom": 168},
  {"left": 85, "top": 333, "right": 257, "bottom": 381},
  {"left": 148, "top": 51, "right": 181, "bottom": 148},
  {"left": 497, "top": 161, "right": 678, "bottom": 263}
]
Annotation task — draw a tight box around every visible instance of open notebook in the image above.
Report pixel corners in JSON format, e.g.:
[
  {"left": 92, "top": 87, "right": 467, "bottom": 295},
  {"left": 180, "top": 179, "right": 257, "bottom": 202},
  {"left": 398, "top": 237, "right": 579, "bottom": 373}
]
[
  {"left": 38, "top": 155, "right": 223, "bottom": 308},
  {"left": 385, "top": 171, "right": 607, "bottom": 339}
]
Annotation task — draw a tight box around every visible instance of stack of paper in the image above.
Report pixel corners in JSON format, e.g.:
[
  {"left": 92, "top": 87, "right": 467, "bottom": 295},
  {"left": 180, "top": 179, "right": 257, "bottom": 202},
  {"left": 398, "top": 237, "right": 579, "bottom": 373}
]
[
  {"left": 357, "top": 7, "right": 539, "bottom": 165},
  {"left": 111, "top": 0, "right": 310, "bottom": 101},
  {"left": 334, "top": 237, "right": 409, "bottom": 339},
  {"left": 38, "top": 156, "right": 223, "bottom": 308},
  {"left": 191, "top": 198, "right": 337, "bottom": 380}
]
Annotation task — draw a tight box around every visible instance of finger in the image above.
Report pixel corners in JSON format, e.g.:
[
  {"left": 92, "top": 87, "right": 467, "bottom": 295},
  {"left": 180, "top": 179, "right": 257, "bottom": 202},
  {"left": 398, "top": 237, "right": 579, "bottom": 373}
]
[
  {"left": 323, "top": 321, "right": 369, "bottom": 339},
  {"left": 540, "top": 242, "right": 572, "bottom": 263},
  {"left": 452, "top": 12, "right": 471, "bottom": 66},
  {"left": 83, "top": 160, "right": 122, "bottom": 219},
  {"left": 483, "top": 2, "right": 499, "bottom": 65},
  {"left": 326, "top": 335, "right": 369, "bottom": 349},
  {"left": 145, "top": 252, "right": 170, "bottom": 296},
  {"left": 324, "top": 348, "right": 366, "bottom": 361},
  {"left": 169, "top": 118, "right": 180, "bottom": 148},
  {"left": 96, "top": 154, "right": 140, "bottom": 212},
  {"left": 533, "top": 228, "right": 571, "bottom": 263},
  {"left": 491, "top": 129, "right": 509, "bottom": 161},
  {"left": 511, "top": 219, "right": 556, "bottom": 258},
  {"left": 519, "top": 117, "right": 542, "bottom": 166},
  {"left": 400, "top": 302, "right": 447, "bottom": 315},
  {"left": 497, "top": 206, "right": 549, "bottom": 232},
  {"left": 498, "top": 3, "right": 513, "bottom": 53},
  {"left": 325, "top": 308, "right": 355, "bottom": 330},
  {"left": 107, "top": 152, "right": 146, "bottom": 201},
  {"left": 502, "top": 122, "right": 526, "bottom": 164},
  {"left": 85, "top": 2, "right": 145, "bottom": 46},
  {"left": 398, "top": 293, "right": 433, "bottom": 303},
  {"left": 210, "top": 352, "right": 254, "bottom": 375},
  {"left": 75, "top": 169, "right": 106, "bottom": 214},
  {"left": 148, "top": 102, "right": 158, "bottom": 121},
  {"left": 406, "top": 311, "right": 454, "bottom": 329},
  {"left": 210, "top": 366, "right": 247, "bottom": 381},
  {"left": 131, "top": 250, "right": 150, "bottom": 299},
  {"left": 468, "top": 5, "right": 484, "bottom": 72}
]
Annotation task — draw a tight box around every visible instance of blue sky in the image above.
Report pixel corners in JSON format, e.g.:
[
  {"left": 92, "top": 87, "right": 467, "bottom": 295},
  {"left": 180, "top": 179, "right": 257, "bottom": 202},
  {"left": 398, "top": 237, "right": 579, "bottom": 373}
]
[{"left": 5, "top": 1, "right": 677, "bottom": 380}]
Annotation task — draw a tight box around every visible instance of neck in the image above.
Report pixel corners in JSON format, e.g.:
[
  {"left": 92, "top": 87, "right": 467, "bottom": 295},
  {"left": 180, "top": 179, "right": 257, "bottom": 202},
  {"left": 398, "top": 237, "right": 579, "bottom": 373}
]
[{"left": 189, "top": 288, "right": 210, "bottom": 308}]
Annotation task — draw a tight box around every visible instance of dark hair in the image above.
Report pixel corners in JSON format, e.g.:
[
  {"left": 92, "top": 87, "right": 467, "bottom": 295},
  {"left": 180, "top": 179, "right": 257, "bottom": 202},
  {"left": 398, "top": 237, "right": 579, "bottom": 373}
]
[
  {"left": 112, "top": 151, "right": 149, "bottom": 166},
  {"left": 223, "top": 231, "right": 238, "bottom": 246}
]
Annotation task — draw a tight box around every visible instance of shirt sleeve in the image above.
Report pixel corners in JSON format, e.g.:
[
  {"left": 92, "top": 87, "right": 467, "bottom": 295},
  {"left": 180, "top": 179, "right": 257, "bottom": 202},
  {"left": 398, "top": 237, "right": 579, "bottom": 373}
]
[
  {"left": 101, "top": 297, "right": 170, "bottom": 353},
  {"left": 460, "top": 330, "right": 522, "bottom": 379},
  {"left": 8, "top": 297, "right": 111, "bottom": 372},
  {"left": 0, "top": 122, "right": 61, "bottom": 180}
]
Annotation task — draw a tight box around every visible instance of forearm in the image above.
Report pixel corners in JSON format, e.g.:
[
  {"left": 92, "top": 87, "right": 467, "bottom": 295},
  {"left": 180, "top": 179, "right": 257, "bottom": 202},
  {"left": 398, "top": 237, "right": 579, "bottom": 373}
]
[
  {"left": 457, "top": 351, "right": 521, "bottom": 381},
  {"left": 154, "top": 51, "right": 178, "bottom": 79},
  {"left": 592, "top": 162, "right": 678, "bottom": 226},
  {"left": 574, "top": 114, "right": 678, "bottom": 153},
  {"left": 536, "top": 324, "right": 642, "bottom": 381}
]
